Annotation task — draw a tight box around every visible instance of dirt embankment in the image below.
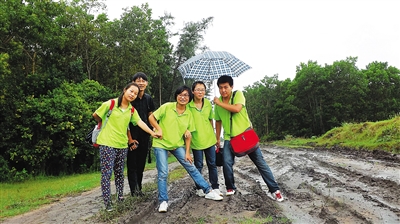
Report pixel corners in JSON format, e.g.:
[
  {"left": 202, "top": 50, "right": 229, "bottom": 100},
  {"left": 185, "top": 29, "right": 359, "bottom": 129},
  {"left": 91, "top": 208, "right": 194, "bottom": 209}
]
[{"left": 3, "top": 145, "right": 400, "bottom": 224}]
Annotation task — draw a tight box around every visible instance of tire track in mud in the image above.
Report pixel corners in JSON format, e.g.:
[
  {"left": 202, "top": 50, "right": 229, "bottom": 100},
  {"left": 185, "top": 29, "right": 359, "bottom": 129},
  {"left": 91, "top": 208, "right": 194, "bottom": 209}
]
[
  {"left": 259, "top": 146, "right": 400, "bottom": 224},
  {"left": 3, "top": 146, "right": 399, "bottom": 224},
  {"left": 121, "top": 163, "right": 287, "bottom": 224}
]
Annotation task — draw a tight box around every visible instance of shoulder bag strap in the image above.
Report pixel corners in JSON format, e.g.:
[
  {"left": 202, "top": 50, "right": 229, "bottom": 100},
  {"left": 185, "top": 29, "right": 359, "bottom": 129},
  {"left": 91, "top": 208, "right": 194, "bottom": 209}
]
[{"left": 229, "top": 91, "right": 237, "bottom": 138}]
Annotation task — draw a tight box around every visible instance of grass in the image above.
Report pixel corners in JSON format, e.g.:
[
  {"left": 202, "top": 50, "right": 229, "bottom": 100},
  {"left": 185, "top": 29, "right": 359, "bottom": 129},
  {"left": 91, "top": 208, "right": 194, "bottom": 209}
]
[
  {"left": 0, "top": 153, "right": 178, "bottom": 220},
  {"left": 272, "top": 115, "right": 400, "bottom": 154},
  {"left": 0, "top": 172, "right": 100, "bottom": 218}
]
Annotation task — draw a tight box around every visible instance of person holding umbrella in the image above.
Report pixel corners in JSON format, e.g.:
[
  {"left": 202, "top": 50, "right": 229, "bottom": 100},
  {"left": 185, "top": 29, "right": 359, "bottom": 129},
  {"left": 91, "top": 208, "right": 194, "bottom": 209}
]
[
  {"left": 213, "top": 75, "right": 284, "bottom": 202},
  {"left": 188, "top": 81, "right": 222, "bottom": 197},
  {"left": 149, "top": 85, "right": 223, "bottom": 213}
]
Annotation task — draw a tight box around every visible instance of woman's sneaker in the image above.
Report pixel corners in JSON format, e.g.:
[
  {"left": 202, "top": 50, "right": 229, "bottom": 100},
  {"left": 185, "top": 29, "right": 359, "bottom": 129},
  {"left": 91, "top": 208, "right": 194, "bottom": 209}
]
[
  {"left": 105, "top": 202, "right": 113, "bottom": 212},
  {"left": 158, "top": 201, "right": 168, "bottom": 213},
  {"left": 272, "top": 190, "right": 284, "bottom": 202},
  {"left": 214, "top": 189, "right": 223, "bottom": 196},
  {"left": 205, "top": 190, "right": 223, "bottom": 201},
  {"left": 196, "top": 189, "right": 206, "bottom": 197}
]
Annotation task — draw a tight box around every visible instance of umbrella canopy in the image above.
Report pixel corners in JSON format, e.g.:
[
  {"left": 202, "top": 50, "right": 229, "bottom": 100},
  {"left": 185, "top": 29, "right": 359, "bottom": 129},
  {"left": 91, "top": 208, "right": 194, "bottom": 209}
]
[{"left": 178, "top": 51, "right": 251, "bottom": 81}]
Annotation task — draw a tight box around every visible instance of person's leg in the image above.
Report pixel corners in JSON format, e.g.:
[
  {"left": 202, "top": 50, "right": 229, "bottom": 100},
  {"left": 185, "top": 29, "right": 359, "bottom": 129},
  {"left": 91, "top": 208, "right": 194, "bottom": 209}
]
[
  {"left": 136, "top": 135, "right": 150, "bottom": 192},
  {"left": 154, "top": 147, "right": 169, "bottom": 202},
  {"left": 192, "top": 149, "right": 204, "bottom": 174},
  {"left": 126, "top": 149, "right": 139, "bottom": 195},
  {"left": 99, "top": 145, "right": 116, "bottom": 206},
  {"left": 222, "top": 140, "right": 236, "bottom": 190},
  {"left": 114, "top": 148, "right": 128, "bottom": 200},
  {"left": 248, "top": 147, "right": 280, "bottom": 193},
  {"left": 204, "top": 145, "right": 219, "bottom": 189},
  {"left": 192, "top": 149, "right": 204, "bottom": 189},
  {"left": 170, "top": 147, "right": 211, "bottom": 193}
]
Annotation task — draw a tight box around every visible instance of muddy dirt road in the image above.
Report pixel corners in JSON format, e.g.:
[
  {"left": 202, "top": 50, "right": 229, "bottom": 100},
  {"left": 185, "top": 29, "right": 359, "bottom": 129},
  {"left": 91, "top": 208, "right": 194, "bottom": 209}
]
[{"left": 3, "top": 145, "right": 400, "bottom": 224}]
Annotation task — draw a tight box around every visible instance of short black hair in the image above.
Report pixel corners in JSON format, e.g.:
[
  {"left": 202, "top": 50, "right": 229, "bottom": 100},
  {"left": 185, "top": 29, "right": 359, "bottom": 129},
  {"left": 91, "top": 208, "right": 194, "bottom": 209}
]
[
  {"left": 131, "top": 72, "right": 148, "bottom": 82},
  {"left": 217, "top": 75, "right": 233, "bottom": 87},
  {"left": 191, "top": 81, "right": 206, "bottom": 91},
  {"left": 174, "top": 85, "right": 193, "bottom": 101}
]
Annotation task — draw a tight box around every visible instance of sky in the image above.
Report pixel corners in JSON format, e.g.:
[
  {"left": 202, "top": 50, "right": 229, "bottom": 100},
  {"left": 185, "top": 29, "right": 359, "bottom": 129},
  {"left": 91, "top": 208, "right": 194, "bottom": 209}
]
[{"left": 103, "top": 0, "right": 400, "bottom": 91}]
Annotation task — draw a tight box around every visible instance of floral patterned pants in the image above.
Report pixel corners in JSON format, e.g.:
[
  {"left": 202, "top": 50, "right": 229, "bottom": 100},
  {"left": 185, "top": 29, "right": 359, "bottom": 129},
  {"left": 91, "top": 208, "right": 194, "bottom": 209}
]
[{"left": 99, "top": 145, "right": 128, "bottom": 206}]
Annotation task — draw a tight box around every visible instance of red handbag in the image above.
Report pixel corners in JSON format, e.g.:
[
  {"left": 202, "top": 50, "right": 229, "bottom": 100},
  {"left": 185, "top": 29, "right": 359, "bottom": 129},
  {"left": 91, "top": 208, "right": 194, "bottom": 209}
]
[
  {"left": 229, "top": 91, "right": 259, "bottom": 157},
  {"left": 230, "top": 128, "right": 259, "bottom": 157}
]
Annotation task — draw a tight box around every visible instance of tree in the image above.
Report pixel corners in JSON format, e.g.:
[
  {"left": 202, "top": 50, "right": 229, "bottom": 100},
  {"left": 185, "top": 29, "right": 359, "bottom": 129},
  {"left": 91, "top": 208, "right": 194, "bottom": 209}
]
[
  {"left": 292, "top": 60, "right": 327, "bottom": 135},
  {"left": 363, "top": 61, "right": 400, "bottom": 121}
]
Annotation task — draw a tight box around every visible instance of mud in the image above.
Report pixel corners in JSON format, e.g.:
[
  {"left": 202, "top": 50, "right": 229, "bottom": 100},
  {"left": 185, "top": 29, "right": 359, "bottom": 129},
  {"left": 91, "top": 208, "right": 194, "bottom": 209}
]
[{"left": 2, "top": 145, "right": 400, "bottom": 224}]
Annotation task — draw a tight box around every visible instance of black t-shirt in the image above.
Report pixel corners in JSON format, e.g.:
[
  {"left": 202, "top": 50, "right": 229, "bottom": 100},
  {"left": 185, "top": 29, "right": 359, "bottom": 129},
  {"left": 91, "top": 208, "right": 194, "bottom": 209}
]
[{"left": 129, "top": 93, "right": 155, "bottom": 139}]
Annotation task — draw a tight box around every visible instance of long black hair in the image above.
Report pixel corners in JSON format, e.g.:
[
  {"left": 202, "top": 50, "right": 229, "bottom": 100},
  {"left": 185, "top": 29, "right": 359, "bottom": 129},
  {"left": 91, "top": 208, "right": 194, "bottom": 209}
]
[{"left": 117, "top": 82, "right": 139, "bottom": 108}]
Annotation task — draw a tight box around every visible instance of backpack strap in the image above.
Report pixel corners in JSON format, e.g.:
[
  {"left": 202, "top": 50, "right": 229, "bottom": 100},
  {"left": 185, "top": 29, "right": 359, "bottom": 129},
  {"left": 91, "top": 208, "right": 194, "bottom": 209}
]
[
  {"left": 106, "top": 99, "right": 115, "bottom": 118},
  {"left": 130, "top": 106, "right": 135, "bottom": 115}
]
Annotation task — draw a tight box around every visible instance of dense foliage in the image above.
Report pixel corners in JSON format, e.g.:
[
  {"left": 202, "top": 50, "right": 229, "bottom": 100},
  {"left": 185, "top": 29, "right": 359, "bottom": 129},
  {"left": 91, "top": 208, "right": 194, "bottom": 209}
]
[
  {"left": 245, "top": 58, "right": 400, "bottom": 140},
  {"left": 0, "top": 0, "right": 212, "bottom": 181}
]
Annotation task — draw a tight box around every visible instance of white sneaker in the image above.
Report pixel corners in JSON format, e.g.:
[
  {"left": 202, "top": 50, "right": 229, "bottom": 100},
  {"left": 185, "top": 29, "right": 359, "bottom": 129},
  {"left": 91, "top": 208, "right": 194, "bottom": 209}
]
[
  {"left": 272, "top": 190, "right": 284, "bottom": 202},
  {"left": 158, "top": 201, "right": 168, "bottom": 213},
  {"left": 214, "top": 189, "right": 223, "bottom": 196},
  {"left": 196, "top": 189, "right": 206, "bottom": 197},
  {"left": 205, "top": 190, "right": 223, "bottom": 201},
  {"left": 226, "top": 189, "right": 235, "bottom": 196}
]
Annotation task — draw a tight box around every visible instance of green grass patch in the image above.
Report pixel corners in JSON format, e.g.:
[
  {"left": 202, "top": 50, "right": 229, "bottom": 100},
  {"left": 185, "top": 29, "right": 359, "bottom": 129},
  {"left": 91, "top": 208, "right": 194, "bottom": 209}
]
[
  {"left": 0, "top": 172, "right": 100, "bottom": 218},
  {"left": 1, "top": 153, "right": 178, "bottom": 220},
  {"left": 272, "top": 115, "right": 400, "bottom": 154}
]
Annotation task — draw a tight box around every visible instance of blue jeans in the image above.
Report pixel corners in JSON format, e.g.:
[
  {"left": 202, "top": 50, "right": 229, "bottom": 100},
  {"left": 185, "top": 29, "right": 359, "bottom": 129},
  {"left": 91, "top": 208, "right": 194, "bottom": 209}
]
[
  {"left": 222, "top": 140, "right": 280, "bottom": 193},
  {"left": 154, "top": 147, "right": 212, "bottom": 202},
  {"left": 192, "top": 145, "right": 219, "bottom": 189}
]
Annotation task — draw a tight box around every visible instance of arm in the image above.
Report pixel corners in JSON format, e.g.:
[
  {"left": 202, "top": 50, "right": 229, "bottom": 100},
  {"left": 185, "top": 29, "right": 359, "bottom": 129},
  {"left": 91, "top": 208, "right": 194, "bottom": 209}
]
[
  {"left": 215, "top": 120, "right": 222, "bottom": 148},
  {"left": 137, "top": 120, "right": 160, "bottom": 139},
  {"left": 213, "top": 97, "right": 242, "bottom": 113},
  {"left": 184, "top": 135, "right": 193, "bottom": 164},
  {"left": 92, "top": 113, "right": 102, "bottom": 123},
  {"left": 149, "top": 114, "right": 163, "bottom": 140}
]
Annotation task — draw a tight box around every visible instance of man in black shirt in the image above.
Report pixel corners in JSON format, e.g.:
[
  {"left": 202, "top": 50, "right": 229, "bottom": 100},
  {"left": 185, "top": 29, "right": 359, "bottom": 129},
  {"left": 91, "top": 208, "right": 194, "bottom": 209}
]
[{"left": 127, "top": 72, "right": 156, "bottom": 197}]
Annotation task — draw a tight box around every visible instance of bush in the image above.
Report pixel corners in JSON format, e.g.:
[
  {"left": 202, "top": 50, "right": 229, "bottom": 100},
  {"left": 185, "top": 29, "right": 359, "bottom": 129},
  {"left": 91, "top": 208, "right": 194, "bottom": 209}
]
[{"left": 0, "top": 155, "right": 10, "bottom": 182}]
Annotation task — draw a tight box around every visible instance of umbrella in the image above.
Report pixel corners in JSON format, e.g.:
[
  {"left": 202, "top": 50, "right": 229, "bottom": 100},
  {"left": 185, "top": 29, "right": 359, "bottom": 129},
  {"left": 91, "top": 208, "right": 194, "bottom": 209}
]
[{"left": 178, "top": 51, "right": 251, "bottom": 81}]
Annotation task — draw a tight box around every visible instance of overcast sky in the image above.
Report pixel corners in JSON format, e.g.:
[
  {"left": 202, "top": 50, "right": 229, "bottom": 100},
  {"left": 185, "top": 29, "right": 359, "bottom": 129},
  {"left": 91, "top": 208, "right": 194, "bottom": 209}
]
[{"left": 104, "top": 0, "right": 400, "bottom": 91}]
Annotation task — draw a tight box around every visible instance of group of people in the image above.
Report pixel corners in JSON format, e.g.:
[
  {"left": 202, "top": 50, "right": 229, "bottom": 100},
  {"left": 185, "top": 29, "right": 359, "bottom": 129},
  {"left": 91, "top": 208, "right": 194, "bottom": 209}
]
[{"left": 92, "top": 73, "right": 283, "bottom": 213}]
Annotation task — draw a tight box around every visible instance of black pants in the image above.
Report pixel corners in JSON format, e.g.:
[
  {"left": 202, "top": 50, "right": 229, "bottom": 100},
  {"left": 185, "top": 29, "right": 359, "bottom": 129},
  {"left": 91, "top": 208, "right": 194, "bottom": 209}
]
[{"left": 127, "top": 135, "right": 150, "bottom": 195}]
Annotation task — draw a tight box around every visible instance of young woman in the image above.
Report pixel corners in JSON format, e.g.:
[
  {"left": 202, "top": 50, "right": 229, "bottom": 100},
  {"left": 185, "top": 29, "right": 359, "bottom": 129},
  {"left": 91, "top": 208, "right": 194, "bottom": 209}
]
[
  {"left": 93, "top": 82, "right": 160, "bottom": 211},
  {"left": 149, "top": 85, "right": 223, "bottom": 213},
  {"left": 188, "top": 81, "right": 221, "bottom": 197}
]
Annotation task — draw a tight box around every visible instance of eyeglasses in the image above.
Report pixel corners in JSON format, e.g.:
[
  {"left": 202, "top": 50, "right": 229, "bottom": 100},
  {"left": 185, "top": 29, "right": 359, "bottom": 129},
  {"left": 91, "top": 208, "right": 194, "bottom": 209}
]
[
  {"left": 178, "top": 94, "right": 190, "bottom": 98},
  {"left": 194, "top": 89, "right": 206, "bottom": 92}
]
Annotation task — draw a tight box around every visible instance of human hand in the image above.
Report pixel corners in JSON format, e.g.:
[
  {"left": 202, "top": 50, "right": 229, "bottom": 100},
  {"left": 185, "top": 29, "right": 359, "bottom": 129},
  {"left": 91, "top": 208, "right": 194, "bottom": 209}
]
[
  {"left": 184, "top": 130, "right": 191, "bottom": 139},
  {"left": 152, "top": 130, "right": 162, "bottom": 140},
  {"left": 128, "top": 140, "right": 139, "bottom": 150},
  {"left": 213, "top": 97, "right": 220, "bottom": 105},
  {"left": 185, "top": 153, "right": 193, "bottom": 164}
]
